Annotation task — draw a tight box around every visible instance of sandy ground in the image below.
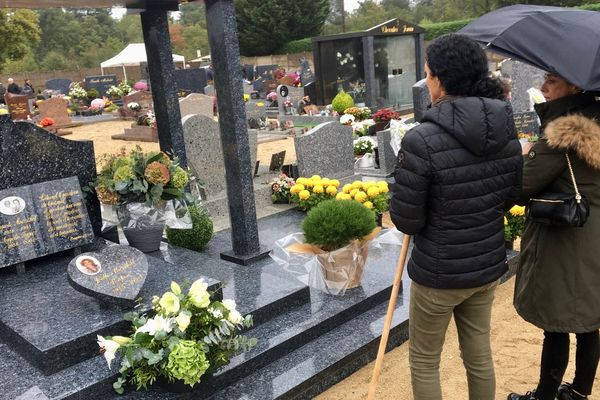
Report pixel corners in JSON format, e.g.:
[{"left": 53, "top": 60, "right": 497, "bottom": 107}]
[
  {"left": 66, "top": 120, "right": 296, "bottom": 167},
  {"left": 317, "top": 276, "right": 599, "bottom": 400}
]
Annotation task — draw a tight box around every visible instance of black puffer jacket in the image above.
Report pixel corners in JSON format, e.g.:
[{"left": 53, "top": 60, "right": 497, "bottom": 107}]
[{"left": 390, "top": 97, "right": 522, "bottom": 289}]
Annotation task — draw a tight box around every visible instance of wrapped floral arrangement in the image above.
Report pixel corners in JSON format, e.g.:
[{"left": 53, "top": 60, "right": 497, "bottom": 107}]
[
  {"left": 290, "top": 175, "right": 340, "bottom": 211},
  {"left": 107, "top": 81, "right": 133, "bottom": 98},
  {"left": 90, "top": 146, "right": 192, "bottom": 206},
  {"left": 98, "top": 279, "right": 256, "bottom": 393},
  {"left": 505, "top": 205, "right": 526, "bottom": 242},
  {"left": 337, "top": 180, "right": 389, "bottom": 216},
  {"left": 354, "top": 137, "right": 375, "bottom": 156},
  {"left": 270, "top": 173, "right": 296, "bottom": 203}
]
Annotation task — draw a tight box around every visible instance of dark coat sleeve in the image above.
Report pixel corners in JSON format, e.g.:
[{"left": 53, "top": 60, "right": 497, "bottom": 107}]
[
  {"left": 518, "top": 139, "right": 566, "bottom": 204},
  {"left": 389, "top": 129, "right": 431, "bottom": 235}
]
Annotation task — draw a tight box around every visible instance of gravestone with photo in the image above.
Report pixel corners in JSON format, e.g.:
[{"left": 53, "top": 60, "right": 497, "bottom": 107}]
[
  {"left": 37, "top": 97, "right": 72, "bottom": 126},
  {"left": 0, "top": 176, "right": 94, "bottom": 269},
  {"left": 277, "top": 85, "right": 289, "bottom": 116},
  {"left": 295, "top": 121, "right": 355, "bottom": 179},
  {"left": 84, "top": 75, "right": 117, "bottom": 97},
  {"left": 174, "top": 68, "right": 207, "bottom": 94},
  {"left": 4, "top": 93, "right": 31, "bottom": 120},
  {"left": 45, "top": 79, "right": 72, "bottom": 95},
  {"left": 179, "top": 92, "right": 215, "bottom": 118},
  {"left": 67, "top": 245, "right": 148, "bottom": 306}
]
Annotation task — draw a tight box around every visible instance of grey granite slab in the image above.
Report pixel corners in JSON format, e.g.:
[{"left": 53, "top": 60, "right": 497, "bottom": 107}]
[
  {"left": 0, "top": 116, "right": 101, "bottom": 235},
  {"left": 0, "top": 238, "right": 221, "bottom": 374}
]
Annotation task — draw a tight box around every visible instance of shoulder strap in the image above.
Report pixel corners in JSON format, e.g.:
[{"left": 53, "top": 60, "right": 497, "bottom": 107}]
[{"left": 565, "top": 153, "right": 582, "bottom": 203}]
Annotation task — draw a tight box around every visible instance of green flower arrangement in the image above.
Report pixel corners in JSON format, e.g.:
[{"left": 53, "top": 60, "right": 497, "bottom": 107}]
[
  {"left": 90, "top": 146, "right": 194, "bottom": 206},
  {"left": 97, "top": 279, "right": 257, "bottom": 393},
  {"left": 68, "top": 82, "right": 87, "bottom": 99},
  {"left": 166, "top": 204, "right": 214, "bottom": 251}
]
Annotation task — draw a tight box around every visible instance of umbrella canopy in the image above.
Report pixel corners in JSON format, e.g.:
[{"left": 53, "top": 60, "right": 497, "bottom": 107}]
[{"left": 459, "top": 5, "right": 600, "bottom": 91}]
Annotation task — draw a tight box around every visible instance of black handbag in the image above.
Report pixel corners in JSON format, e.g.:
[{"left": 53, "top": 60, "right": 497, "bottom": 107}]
[{"left": 527, "top": 153, "right": 590, "bottom": 227}]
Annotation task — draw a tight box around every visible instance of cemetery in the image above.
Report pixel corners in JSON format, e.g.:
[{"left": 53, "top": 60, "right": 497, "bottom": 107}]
[{"left": 0, "top": 0, "right": 597, "bottom": 399}]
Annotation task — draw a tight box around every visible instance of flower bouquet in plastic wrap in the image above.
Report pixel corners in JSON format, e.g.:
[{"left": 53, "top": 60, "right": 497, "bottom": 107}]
[{"left": 271, "top": 199, "right": 382, "bottom": 295}]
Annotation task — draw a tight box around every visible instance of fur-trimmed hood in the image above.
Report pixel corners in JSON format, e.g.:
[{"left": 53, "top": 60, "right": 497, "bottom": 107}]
[{"left": 545, "top": 114, "right": 600, "bottom": 170}]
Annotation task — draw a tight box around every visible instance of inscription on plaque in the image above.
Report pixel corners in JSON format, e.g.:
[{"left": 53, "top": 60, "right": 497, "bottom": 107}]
[
  {"left": 513, "top": 111, "right": 540, "bottom": 136},
  {"left": 67, "top": 246, "right": 148, "bottom": 306},
  {"left": 0, "top": 176, "right": 94, "bottom": 268},
  {"left": 84, "top": 75, "right": 118, "bottom": 97}
]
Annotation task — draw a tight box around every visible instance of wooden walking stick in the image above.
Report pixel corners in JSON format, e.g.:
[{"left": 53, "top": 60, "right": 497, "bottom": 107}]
[{"left": 367, "top": 233, "right": 411, "bottom": 400}]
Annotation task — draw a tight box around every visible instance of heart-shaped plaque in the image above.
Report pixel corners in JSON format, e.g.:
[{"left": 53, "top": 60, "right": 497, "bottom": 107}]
[{"left": 67, "top": 245, "right": 148, "bottom": 306}]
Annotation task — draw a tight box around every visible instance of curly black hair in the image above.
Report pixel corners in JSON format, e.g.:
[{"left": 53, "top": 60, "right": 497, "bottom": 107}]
[{"left": 426, "top": 34, "right": 505, "bottom": 100}]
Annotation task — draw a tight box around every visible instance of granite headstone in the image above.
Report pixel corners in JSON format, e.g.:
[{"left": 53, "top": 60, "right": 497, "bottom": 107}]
[
  {"left": 502, "top": 60, "right": 545, "bottom": 113},
  {"left": 513, "top": 111, "right": 540, "bottom": 135},
  {"left": 4, "top": 93, "right": 31, "bottom": 120},
  {"left": 67, "top": 245, "right": 148, "bottom": 306},
  {"left": 45, "top": 79, "right": 72, "bottom": 95},
  {"left": 0, "top": 116, "right": 101, "bottom": 235},
  {"left": 256, "top": 64, "right": 277, "bottom": 80},
  {"left": 252, "top": 78, "right": 264, "bottom": 94},
  {"left": 84, "top": 75, "right": 117, "bottom": 97},
  {"left": 299, "top": 58, "right": 315, "bottom": 85},
  {"left": 269, "top": 151, "right": 286, "bottom": 171},
  {"left": 412, "top": 79, "right": 430, "bottom": 123},
  {"left": 179, "top": 93, "right": 214, "bottom": 118},
  {"left": 295, "top": 122, "right": 354, "bottom": 179},
  {"left": 122, "top": 90, "right": 154, "bottom": 118},
  {"left": 15, "top": 387, "right": 49, "bottom": 400},
  {"left": 0, "top": 176, "right": 94, "bottom": 268},
  {"left": 37, "top": 97, "right": 72, "bottom": 126},
  {"left": 376, "top": 129, "right": 397, "bottom": 175},
  {"left": 174, "top": 68, "right": 207, "bottom": 94},
  {"left": 182, "top": 114, "right": 257, "bottom": 199}
]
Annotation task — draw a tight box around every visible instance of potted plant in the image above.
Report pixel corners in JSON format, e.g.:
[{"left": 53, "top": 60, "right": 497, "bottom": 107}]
[
  {"left": 89, "top": 147, "right": 193, "bottom": 252},
  {"left": 504, "top": 205, "right": 526, "bottom": 250},
  {"left": 338, "top": 180, "right": 390, "bottom": 226},
  {"left": 166, "top": 204, "right": 214, "bottom": 251},
  {"left": 353, "top": 137, "right": 374, "bottom": 156},
  {"left": 97, "top": 279, "right": 256, "bottom": 394},
  {"left": 331, "top": 90, "right": 355, "bottom": 114},
  {"left": 289, "top": 175, "right": 340, "bottom": 211},
  {"left": 270, "top": 173, "right": 296, "bottom": 204},
  {"left": 295, "top": 200, "right": 379, "bottom": 289},
  {"left": 372, "top": 108, "right": 400, "bottom": 132}
]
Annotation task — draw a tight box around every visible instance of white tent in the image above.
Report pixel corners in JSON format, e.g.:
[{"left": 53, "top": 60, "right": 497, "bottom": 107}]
[{"left": 100, "top": 43, "right": 186, "bottom": 80}]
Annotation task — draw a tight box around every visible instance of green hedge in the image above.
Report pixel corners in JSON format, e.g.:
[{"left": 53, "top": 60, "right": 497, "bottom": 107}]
[
  {"left": 276, "top": 38, "right": 312, "bottom": 54},
  {"left": 577, "top": 2, "right": 600, "bottom": 11},
  {"left": 422, "top": 19, "right": 474, "bottom": 40}
]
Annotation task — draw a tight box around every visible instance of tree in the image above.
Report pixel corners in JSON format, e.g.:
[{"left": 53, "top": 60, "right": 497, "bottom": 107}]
[
  {"left": 0, "top": 9, "right": 40, "bottom": 71},
  {"left": 179, "top": 2, "right": 206, "bottom": 28},
  {"left": 235, "top": 0, "right": 330, "bottom": 56}
]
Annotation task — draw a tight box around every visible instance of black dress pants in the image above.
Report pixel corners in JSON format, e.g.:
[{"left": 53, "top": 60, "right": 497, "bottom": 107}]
[{"left": 536, "top": 330, "right": 600, "bottom": 400}]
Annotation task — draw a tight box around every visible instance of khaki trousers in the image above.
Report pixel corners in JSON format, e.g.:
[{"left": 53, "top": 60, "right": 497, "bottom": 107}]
[{"left": 409, "top": 279, "right": 499, "bottom": 400}]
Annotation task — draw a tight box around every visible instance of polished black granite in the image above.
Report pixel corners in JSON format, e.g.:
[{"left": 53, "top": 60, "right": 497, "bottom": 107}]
[{"left": 0, "top": 238, "right": 221, "bottom": 375}]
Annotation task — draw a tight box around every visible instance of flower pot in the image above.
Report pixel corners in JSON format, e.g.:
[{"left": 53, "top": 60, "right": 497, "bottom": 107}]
[
  {"left": 118, "top": 203, "right": 166, "bottom": 253},
  {"left": 316, "top": 240, "right": 370, "bottom": 290},
  {"left": 374, "top": 121, "right": 388, "bottom": 132},
  {"left": 122, "top": 224, "right": 165, "bottom": 253}
]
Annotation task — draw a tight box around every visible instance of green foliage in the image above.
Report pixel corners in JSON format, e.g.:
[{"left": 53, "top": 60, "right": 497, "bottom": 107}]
[
  {"left": 302, "top": 200, "right": 376, "bottom": 251},
  {"left": 276, "top": 38, "right": 313, "bottom": 54},
  {"left": 332, "top": 90, "right": 354, "bottom": 114},
  {"left": 166, "top": 205, "right": 214, "bottom": 251},
  {"left": 40, "top": 51, "right": 70, "bottom": 71},
  {"left": 0, "top": 9, "right": 40, "bottom": 71},
  {"left": 86, "top": 88, "right": 100, "bottom": 100},
  {"left": 577, "top": 3, "right": 600, "bottom": 11},
  {"left": 422, "top": 19, "right": 473, "bottom": 40},
  {"left": 235, "top": 0, "right": 330, "bottom": 56}
]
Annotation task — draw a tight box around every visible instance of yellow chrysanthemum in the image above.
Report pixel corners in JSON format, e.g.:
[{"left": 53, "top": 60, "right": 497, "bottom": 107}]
[
  {"left": 311, "top": 175, "right": 321, "bottom": 180},
  {"left": 304, "top": 179, "right": 314, "bottom": 187},
  {"left": 330, "top": 179, "right": 340, "bottom": 187},
  {"left": 350, "top": 188, "right": 360, "bottom": 198},
  {"left": 363, "top": 181, "right": 376, "bottom": 189},
  {"left": 378, "top": 184, "right": 389, "bottom": 194},
  {"left": 367, "top": 186, "right": 380, "bottom": 197},
  {"left": 509, "top": 205, "right": 526, "bottom": 216},
  {"left": 321, "top": 178, "right": 331, "bottom": 187},
  {"left": 352, "top": 181, "right": 363, "bottom": 190},
  {"left": 504, "top": 216, "right": 508, "bottom": 225},
  {"left": 290, "top": 184, "right": 305, "bottom": 194},
  {"left": 377, "top": 181, "right": 388, "bottom": 187},
  {"left": 299, "top": 190, "right": 310, "bottom": 200},
  {"left": 313, "top": 185, "right": 324, "bottom": 194},
  {"left": 364, "top": 201, "right": 374, "bottom": 209},
  {"left": 336, "top": 193, "right": 352, "bottom": 200},
  {"left": 342, "top": 184, "right": 353, "bottom": 194},
  {"left": 326, "top": 186, "right": 337, "bottom": 196},
  {"left": 296, "top": 177, "right": 307, "bottom": 185},
  {"left": 354, "top": 191, "right": 368, "bottom": 203}
]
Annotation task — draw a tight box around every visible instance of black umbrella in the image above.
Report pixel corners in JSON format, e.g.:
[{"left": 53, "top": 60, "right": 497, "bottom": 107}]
[{"left": 459, "top": 4, "right": 600, "bottom": 91}]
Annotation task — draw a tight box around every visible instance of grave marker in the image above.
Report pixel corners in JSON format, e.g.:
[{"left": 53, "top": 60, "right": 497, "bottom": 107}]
[
  {"left": 513, "top": 111, "right": 540, "bottom": 136},
  {"left": 269, "top": 151, "right": 286, "bottom": 172},
  {"left": 84, "top": 75, "right": 117, "bottom": 97},
  {"left": 4, "top": 93, "right": 31, "bottom": 120},
  {"left": 45, "top": 79, "right": 72, "bottom": 95},
  {"left": 174, "top": 68, "right": 207, "bottom": 94},
  {"left": 0, "top": 176, "right": 94, "bottom": 269},
  {"left": 37, "top": 97, "right": 72, "bottom": 126},
  {"left": 179, "top": 93, "right": 214, "bottom": 118},
  {"left": 67, "top": 246, "right": 148, "bottom": 306},
  {"left": 412, "top": 79, "right": 430, "bottom": 123},
  {"left": 299, "top": 58, "right": 315, "bottom": 85}
]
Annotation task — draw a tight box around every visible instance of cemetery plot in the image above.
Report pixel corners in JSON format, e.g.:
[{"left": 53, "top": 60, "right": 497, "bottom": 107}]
[{"left": 0, "top": 176, "right": 94, "bottom": 268}]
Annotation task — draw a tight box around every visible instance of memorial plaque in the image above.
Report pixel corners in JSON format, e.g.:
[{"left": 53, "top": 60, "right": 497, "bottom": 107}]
[
  {"left": 4, "top": 94, "right": 31, "bottom": 120},
  {"left": 67, "top": 245, "right": 148, "bottom": 306},
  {"left": 37, "top": 97, "right": 71, "bottom": 126},
  {"left": 513, "top": 111, "right": 540, "bottom": 136},
  {"left": 0, "top": 176, "right": 94, "bottom": 268},
  {"left": 84, "top": 75, "right": 117, "bottom": 97},
  {"left": 299, "top": 58, "right": 314, "bottom": 85},
  {"left": 269, "top": 151, "right": 286, "bottom": 172}
]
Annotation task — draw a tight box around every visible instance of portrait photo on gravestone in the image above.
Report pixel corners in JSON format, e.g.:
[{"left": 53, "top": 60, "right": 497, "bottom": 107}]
[{"left": 75, "top": 255, "right": 102, "bottom": 276}]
